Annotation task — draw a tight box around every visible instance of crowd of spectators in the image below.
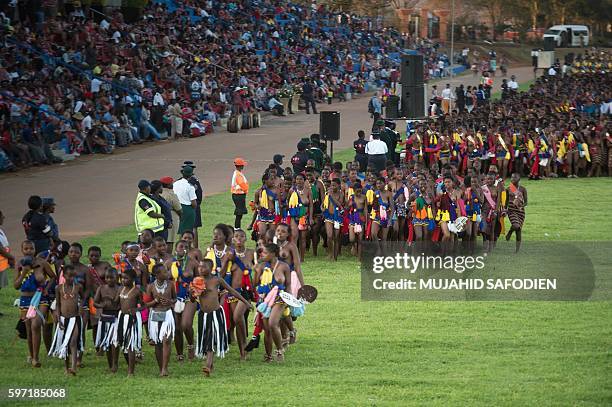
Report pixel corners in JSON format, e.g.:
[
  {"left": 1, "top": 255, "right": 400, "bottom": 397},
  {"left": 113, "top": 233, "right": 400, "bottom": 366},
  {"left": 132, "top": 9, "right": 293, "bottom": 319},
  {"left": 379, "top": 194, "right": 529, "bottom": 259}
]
[{"left": 0, "top": 0, "right": 447, "bottom": 172}]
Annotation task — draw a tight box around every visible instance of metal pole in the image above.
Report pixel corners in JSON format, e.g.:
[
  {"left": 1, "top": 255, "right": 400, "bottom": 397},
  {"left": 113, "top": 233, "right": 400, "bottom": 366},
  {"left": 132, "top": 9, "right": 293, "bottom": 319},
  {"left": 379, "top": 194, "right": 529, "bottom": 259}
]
[{"left": 450, "top": 0, "right": 455, "bottom": 78}]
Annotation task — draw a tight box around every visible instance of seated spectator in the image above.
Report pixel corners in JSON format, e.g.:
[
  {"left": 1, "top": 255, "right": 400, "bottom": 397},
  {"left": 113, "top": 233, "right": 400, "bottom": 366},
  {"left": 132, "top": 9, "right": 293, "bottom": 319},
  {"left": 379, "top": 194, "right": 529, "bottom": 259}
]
[{"left": 268, "top": 96, "right": 284, "bottom": 116}]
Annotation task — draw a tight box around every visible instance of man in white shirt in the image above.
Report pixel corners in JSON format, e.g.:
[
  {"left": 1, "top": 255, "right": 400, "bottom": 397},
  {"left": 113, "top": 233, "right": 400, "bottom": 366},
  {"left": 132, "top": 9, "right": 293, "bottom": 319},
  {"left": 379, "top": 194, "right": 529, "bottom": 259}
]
[
  {"left": 441, "top": 84, "right": 454, "bottom": 114},
  {"left": 508, "top": 75, "right": 519, "bottom": 93},
  {"left": 81, "top": 112, "right": 93, "bottom": 132},
  {"left": 153, "top": 91, "right": 165, "bottom": 107},
  {"left": 173, "top": 165, "right": 198, "bottom": 235},
  {"left": 91, "top": 77, "right": 102, "bottom": 94},
  {"left": 438, "top": 60, "right": 446, "bottom": 77},
  {"left": 365, "top": 133, "right": 388, "bottom": 174}
]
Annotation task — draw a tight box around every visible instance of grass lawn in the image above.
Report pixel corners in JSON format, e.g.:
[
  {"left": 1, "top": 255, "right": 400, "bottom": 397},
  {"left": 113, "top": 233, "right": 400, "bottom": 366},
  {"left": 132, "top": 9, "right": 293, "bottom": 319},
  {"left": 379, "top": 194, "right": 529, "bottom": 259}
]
[
  {"left": 0, "top": 150, "right": 611, "bottom": 406},
  {"left": 492, "top": 79, "right": 535, "bottom": 100}
]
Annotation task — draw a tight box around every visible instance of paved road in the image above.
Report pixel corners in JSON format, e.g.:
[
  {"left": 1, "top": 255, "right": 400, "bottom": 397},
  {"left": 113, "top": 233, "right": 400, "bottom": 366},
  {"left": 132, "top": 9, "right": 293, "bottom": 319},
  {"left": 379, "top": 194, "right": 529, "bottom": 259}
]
[{"left": 0, "top": 67, "right": 536, "bottom": 243}]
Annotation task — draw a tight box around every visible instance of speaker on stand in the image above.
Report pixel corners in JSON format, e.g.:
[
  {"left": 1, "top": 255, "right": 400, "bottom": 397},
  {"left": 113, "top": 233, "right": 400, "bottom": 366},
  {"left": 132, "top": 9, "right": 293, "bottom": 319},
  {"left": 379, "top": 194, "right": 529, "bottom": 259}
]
[
  {"left": 401, "top": 54, "right": 424, "bottom": 86},
  {"left": 320, "top": 111, "right": 340, "bottom": 161},
  {"left": 401, "top": 86, "right": 425, "bottom": 118},
  {"left": 400, "top": 54, "right": 425, "bottom": 119}
]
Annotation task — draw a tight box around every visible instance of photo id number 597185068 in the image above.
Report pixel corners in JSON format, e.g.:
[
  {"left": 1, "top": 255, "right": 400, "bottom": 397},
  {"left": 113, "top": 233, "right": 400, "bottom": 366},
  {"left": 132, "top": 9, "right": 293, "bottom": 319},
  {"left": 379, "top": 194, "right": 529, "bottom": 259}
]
[{"left": 3, "top": 388, "right": 67, "bottom": 399}]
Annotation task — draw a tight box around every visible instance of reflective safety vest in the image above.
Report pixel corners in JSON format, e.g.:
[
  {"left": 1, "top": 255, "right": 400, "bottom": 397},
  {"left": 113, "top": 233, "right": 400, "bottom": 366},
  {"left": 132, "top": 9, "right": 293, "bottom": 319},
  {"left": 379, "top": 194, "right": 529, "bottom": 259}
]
[
  {"left": 134, "top": 192, "right": 164, "bottom": 233},
  {"left": 0, "top": 247, "right": 9, "bottom": 272},
  {"left": 231, "top": 170, "right": 249, "bottom": 194}
]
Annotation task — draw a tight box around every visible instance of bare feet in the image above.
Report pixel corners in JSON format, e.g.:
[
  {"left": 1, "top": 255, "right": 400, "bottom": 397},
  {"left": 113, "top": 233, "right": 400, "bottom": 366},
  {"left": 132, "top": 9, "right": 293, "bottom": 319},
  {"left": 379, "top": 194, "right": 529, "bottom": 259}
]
[
  {"left": 275, "top": 349, "right": 285, "bottom": 362},
  {"left": 289, "top": 329, "right": 297, "bottom": 344},
  {"left": 202, "top": 367, "right": 211, "bottom": 377},
  {"left": 160, "top": 369, "right": 169, "bottom": 377},
  {"left": 32, "top": 359, "right": 41, "bottom": 368},
  {"left": 187, "top": 345, "right": 195, "bottom": 361},
  {"left": 67, "top": 368, "right": 76, "bottom": 376}
]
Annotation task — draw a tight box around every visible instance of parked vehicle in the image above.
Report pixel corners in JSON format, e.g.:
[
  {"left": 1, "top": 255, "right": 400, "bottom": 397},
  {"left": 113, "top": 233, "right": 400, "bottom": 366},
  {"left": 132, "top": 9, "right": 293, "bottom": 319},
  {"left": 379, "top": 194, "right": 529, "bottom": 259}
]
[{"left": 543, "top": 25, "right": 589, "bottom": 47}]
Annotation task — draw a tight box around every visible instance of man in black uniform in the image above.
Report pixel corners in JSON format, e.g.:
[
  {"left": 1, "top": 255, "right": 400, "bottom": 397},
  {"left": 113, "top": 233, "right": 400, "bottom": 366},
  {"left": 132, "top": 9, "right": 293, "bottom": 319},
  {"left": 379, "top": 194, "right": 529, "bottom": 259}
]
[
  {"left": 456, "top": 84, "right": 465, "bottom": 113},
  {"left": 291, "top": 141, "right": 310, "bottom": 174},
  {"left": 353, "top": 130, "right": 368, "bottom": 172},
  {"left": 383, "top": 121, "right": 401, "bottom": 166},
  {"left": 375, "top": 120, "right": 400, "bottom": 166},
  {"left": 302, "top": 78, "right": 318, "bottom": 114},
  {"left": 308, "top": 134, "right": 326, "bottom": 172},
  {"left": 22, "top": 195, "right": 52, "bottom": 254}
]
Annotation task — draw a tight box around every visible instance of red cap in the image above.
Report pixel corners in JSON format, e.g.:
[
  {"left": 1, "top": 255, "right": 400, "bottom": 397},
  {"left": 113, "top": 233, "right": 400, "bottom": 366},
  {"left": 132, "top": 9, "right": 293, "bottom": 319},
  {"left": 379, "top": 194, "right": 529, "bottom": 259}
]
[
  {"left": 159, "top": 176, "right": 174, "bottom": 185},
  {"left": 233, "top": 157, "right": 247, "bottom": 166}
]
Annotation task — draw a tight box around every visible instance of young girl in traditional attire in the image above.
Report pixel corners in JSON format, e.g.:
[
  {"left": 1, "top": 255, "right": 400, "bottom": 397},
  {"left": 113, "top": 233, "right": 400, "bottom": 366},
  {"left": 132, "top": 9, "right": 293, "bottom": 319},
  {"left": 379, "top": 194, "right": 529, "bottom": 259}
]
[
  {"left": 322, "top": 178, "right": 345, "bottom": 261},
  {"left": 368, "top": 177, "right": 394, "bottom": 245},
  {"left": 226, "top": 229, "right": 256, "bottom": 359},
  {"left": 115, "top": 269, "right": 142, "bottom": 376},
  {"left": 348, "top": 181, "right": 367, "bottom": 256},
  {"left": 505, "top": 173, "right": 528, "bottom": 252},
  {"left": 145, "top": 263, "right": 176, "bottom": 377},
  {"left": 168, "top": 240, "right": 196, "bottom": 361},
  {"left": 14, "top": 240, "right": 55, "bottom": 368},
  {"left": 195, "top": 259, "right": 251, "bottom": 375},
  {"left": 463, "top": 176, "right": 483, "bottom": 253},
  {"left": 410, "top": 179, "right": 436, "bottom": 251},
  {"left": 306, "top": 168, "right": 326, "bottom": 257},
  {"left": 49, "top": 265, "right": 83, "bottom": 375},
  {"left": 287, "top": 173, "right": 313, "bottom": 262},
  {"left": 254, "top": 173, "right": 279, "bottom": 239},
  {"left": 275, "top": 223, "right": 304, "bottom": 344},
  {"left": 436, "top": 176, "right": 462, "bottom": 244},
  {"left": 389, "top": 169, "right": 409, "bottom": 241},
  {"left": 254, "top": 243, "right": 292, "bottom": 362},
  {"left": 93, "top": 268, "right": 120, "bottom": 372}
]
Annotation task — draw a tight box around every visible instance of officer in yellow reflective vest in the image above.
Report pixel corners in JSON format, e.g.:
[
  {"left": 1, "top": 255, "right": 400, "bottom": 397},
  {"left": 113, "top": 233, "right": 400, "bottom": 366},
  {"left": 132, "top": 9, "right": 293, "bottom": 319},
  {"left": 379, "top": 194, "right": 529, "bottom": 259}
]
[{"left": 134, "top": 180, "right": 165, "bottom": 236}]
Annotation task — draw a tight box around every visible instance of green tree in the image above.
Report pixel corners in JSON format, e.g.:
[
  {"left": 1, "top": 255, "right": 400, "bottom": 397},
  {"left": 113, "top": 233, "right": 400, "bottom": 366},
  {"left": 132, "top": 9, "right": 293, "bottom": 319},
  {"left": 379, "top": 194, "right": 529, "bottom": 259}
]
[{"left": 467, "top": 0, "right": 506, "bottom": 40}]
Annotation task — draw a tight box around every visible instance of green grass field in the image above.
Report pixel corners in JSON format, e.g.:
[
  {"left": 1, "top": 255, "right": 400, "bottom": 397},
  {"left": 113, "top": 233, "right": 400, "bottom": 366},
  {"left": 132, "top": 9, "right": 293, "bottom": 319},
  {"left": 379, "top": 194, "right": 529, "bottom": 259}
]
[{"left": 1, "top": 151, "right": 611, "bottom": 406}]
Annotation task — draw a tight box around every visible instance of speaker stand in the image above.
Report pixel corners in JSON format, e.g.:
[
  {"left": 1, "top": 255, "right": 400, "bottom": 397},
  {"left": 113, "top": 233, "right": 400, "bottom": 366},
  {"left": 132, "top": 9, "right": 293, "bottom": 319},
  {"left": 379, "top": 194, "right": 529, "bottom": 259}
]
[{"left": 325, "top": 139, "right": 334, "bottom": 162}]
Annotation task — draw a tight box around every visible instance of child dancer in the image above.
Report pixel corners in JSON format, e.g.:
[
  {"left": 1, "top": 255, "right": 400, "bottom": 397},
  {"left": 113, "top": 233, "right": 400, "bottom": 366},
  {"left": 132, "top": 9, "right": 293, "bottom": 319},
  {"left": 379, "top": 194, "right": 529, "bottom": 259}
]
[
  {"left": 145, "top": 264, "right": 176, "bottom": 377},
  {"left": 195, "top": 259, "right": 252, "bottom": 376},
  {"left": 49, "top": 265, "right": 84, "bottom": 375},
  {"left": 115, "top": 269, "right": 142, "bottom": 376},
  {"left": 93, "top": 268, "right": 120, "bottom": 373}
]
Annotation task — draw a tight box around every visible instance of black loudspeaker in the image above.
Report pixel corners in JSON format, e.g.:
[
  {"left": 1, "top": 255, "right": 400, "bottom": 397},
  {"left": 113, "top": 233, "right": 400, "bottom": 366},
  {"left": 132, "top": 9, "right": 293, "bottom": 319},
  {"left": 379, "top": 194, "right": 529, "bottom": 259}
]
[
  {"left": 320, "top": 111, "right": 340, "bottom": 141},
  {"left": 543, "top": 37, "right": 556, "bottom": 51},
  {"left": 385, "top": 95, "right": 400, "bottom": 119},
  {"left": 401, "top": 85, "right": 425, "bottom": 118},
  {"left": 400, "top": 54, "right": 424, "bottom": 86}
]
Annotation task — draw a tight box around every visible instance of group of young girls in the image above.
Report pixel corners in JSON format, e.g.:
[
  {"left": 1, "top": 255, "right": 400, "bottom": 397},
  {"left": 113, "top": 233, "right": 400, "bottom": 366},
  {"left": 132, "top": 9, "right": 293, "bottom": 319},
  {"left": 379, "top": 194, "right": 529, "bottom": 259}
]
[
  {"left": 249, "top": 156, "right": 527, "bottom": 262},
  {"left": 15, "top": 223, "right": 308, "bottom": 377}
]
